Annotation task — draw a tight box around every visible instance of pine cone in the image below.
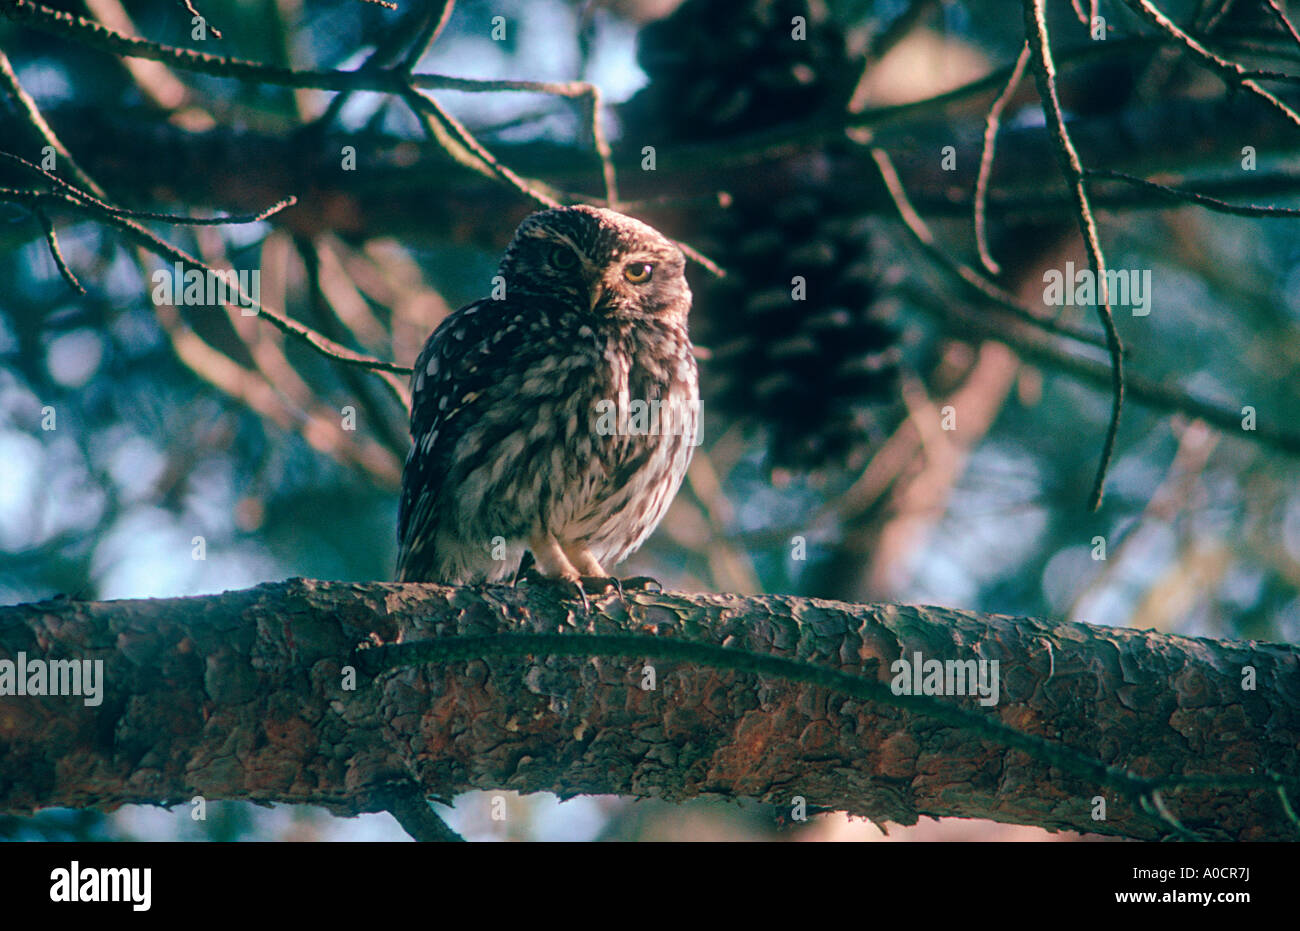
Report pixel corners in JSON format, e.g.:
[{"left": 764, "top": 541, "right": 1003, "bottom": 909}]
[
  {"left": 624, "top": 0, "right": 855, "bottom": 142},
  {"left": 700, "top": 188, "right": 899, "bottom": 469},
  {"left": 624, "top": 0, "right": 901, "bottom": 468}
]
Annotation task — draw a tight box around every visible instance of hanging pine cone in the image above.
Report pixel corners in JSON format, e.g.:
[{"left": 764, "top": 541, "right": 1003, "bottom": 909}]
[
  {"left": 623, "top": 0, "right": 901, "bottom": 469},
  {"left": 623, "top": 0, "right": 856, "bottom": 142},
  {"left": 700, "top": 187, "right": 900, "bottom": 469}
]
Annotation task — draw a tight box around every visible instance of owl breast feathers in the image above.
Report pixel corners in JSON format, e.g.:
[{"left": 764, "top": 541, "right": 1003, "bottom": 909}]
[{"left": 396, "top": 205, "right": 699, "bottom": 585}]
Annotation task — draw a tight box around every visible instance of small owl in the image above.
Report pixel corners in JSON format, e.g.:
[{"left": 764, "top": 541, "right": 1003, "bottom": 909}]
[{"left": 396, "top": 205, "right": 699, "bottom": 586}]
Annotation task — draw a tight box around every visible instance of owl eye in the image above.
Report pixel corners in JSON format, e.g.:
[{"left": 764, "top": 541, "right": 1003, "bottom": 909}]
[
  {"left": 623, "top": 262, "right": 654, "bottom": 284},
  {"left": 550, "top": 246, "right": 578, "bottom": 270}
]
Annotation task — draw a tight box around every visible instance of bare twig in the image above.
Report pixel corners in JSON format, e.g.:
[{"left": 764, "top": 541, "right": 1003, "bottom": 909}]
[
  {"left": 868, "top": 145, "right": 1111, "bottom": 350},
  {"left": 1200, "top": 0, "right": 1239, "bottom": 34},
  {"left": 0, "top": 47, "right": 105, "bottom": 198},
  {"left": 1260, "top": 0, "right": 1300, "bottom": 51},
  {"left": 847, "top": 0, "right": 940, "bottom": 112},
  {"left": 1120, "top": 0, "right": 1300, "bottom": 127},
  {"left": 402, "top": 0, "right": 456, "bottom": 70},
  {"left": 897, "top": 280, "right": 1300, "bottom": 457},
  {"left": 1085, "top": 167, "right": 1300, "bottom": 217},
  {"left": 674, "top": 239, "right": 725, "bottom": 278},
  {"left": 178, "top": 0, "right": 222, "bottom": 38},
  {"left": 2, "top": 151, "right": 297, "bottom": 223},
  {"left": 100, "top": 208, "right": 414, "bottom": 377},
  {"left": 584, "top": 83, "right": 618, "bottom": 208},
  {"left": 974, "top": 42, "right": 1030, "bottom": 276},
  {"left": 1025, "top": 0, "right": 1125, "bottom": 512},
  {"left": 401, "top": 86, "right": 561, "bottom": 208},
  {"left": 380, "top": 784, "right": 465, "bottom": 842},
  {"left": 33, "top": 206, "right": 85, "bottom": 294}
]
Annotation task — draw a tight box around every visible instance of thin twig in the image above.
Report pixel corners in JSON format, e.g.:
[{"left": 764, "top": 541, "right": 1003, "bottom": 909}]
[
  {"left": 401, "top": 86, "right": 560, "bottom": 208},
  {"left": 974, "top": 42, "right": 1030, "bottom": 276},
  {"left": 99, "top": 208, "right": 414, "bottom": 377},
  {"left": 402, "top": 0, "right": 455, "bottom": 71},
  {"left": 1237, "top": 66, "right": 1300, "bottom": 83},
  {"left": 311, "top": 3, "right": 441, "bottom": 130},
  {"left": 847, "top": 0, "right": 940, "bottom": 112},
  {"left": 675, "top": 239, "right": 725, "bottom": 278},
  {"left": 1261, "top": 0, "right": 1300, "bottom": 50},
  {"left": 1086, "top": 167, "right": 1300, "bottom": 216},
  {"left": 1120, "top": 0, "right": 1300, "bottom": 127},
  {"left": 1200, "top": 0, "right": 1239, "bottom": 34},
  {"left": 897, "top": 279, "right": 1300, "bottom": 457},
  {"left": 178, "top": 0, "right": 221, "bottom": 38},
  {"left": 5, "top": 186, "right": 297, "bottom": 225},
  {"left": 34, "top": 207, "right": 85, "bottom": 294},
  {"left": 1, "top": 151, "right": 297, "bottom": 223},
  {"left": 869, "top": 145, "right": 1111, "bottom": 350},
  {"left": 0, "top": 47, "right": 106, "bottom": 198},
  {"left": 1025, "top": 0, "right": 1125, "bottom": 512},
  {"left": 584, "top": 83, "right": 618, "bottom": 207}
]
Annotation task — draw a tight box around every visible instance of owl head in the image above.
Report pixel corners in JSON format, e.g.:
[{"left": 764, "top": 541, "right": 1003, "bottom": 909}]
[{"left": 498, "top": 205, "right": 691, "bottom": 324}]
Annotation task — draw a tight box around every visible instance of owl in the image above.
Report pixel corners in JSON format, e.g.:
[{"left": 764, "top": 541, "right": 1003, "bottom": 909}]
[{"left": 396, "top": 205, "right": 699, "bottom": 588}]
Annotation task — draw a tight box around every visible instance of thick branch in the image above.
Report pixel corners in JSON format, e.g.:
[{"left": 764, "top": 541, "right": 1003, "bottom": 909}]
[{"left": 0, "top": 579, "right": 1294, "bottom": 840}]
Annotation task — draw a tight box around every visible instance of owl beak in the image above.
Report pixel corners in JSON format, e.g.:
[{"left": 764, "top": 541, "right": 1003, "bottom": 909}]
[{"left": 588, "top": 277, "right": 606, "bottom": 313}]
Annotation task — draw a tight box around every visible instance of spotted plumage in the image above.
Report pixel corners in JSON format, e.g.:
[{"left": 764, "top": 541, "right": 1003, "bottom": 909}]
[{"left": 396, "top": 205, "right": 699, "bottom": 585}]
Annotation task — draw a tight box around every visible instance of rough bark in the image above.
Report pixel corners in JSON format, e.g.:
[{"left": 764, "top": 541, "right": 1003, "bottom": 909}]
[{"left": 0, "top": 578, "right": 1295, "bottom": 840}]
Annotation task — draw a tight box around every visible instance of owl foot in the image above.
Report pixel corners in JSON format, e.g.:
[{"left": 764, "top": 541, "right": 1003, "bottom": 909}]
[
  {"left": 579, "top": 575, "right": 621, "bottom": 594},
  {"left": 517, "top": 567, "right": 591, "bottom": 614},
  {"left": 510, "top": 551, "right": 536, "bottom": 586},
  {"left": 576, "top": 576, "right": 663, "bottom": 613},
  {"left": 619, "top": 576, "right": 663, "bottom": 593}
]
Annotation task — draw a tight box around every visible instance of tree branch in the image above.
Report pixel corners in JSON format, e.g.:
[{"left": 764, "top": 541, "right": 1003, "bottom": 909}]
[{"left": 0, "top": 579, "right": 1294, "bottom": 840}]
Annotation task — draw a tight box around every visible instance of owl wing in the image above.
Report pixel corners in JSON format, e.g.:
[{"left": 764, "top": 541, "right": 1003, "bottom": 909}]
[{"left": 397, "top": 298, "right": 519, "bottom": 580}]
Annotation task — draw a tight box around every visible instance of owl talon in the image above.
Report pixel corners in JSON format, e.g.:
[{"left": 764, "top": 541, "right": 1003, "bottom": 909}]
[
  {"left": 515, "top": 570, "right": 591, "bottom": 613},
  {"left": 579, "top": 576, "right": 622, "bottom": 597},
  {"left": 510, "top": 552, "right": 536, "bottom": 587},
  {"left": 568, "top": 579, "right": 592, "bottom": 614},
  {"left": 620, "top": 576, "right": 663, "bottom": 593}
]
